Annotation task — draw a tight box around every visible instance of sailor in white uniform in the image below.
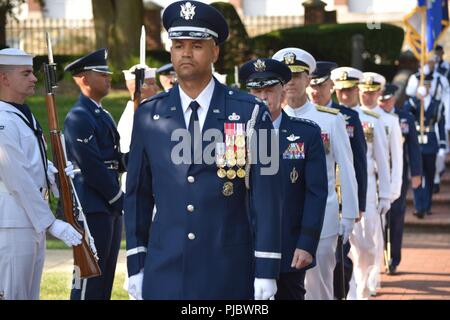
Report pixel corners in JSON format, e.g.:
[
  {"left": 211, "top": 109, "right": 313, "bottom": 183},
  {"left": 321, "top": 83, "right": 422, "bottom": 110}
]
[
  {"left": 0, "top": 48, "right": 81, "bottom": 300},
  {"left": 331, "top": 66, "right": 391, "bottom": 300},
  {"left": 359, "top": 72, "right": 403, "bottom": 295}
]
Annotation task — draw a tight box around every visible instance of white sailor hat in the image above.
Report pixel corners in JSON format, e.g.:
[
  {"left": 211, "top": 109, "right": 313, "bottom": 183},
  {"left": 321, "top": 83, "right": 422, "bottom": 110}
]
[
  {"left": 272, "top": 47, "right": 316, "bottom": 74},
  {"left": 0, "top": 48, "right": 33, "bottom": 66},
  {"left": 359, "top": 72, "right": 386, "bottom": 92},
  {"left": 330, "top": 67, "right": 363, "bottom": 90},
  {"left": 123, "top": 64, "right": 156, "bottom": 81}
]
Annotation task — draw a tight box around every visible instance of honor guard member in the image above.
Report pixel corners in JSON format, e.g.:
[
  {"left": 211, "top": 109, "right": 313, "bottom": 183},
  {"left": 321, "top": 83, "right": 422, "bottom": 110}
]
[
  {"left": 240, "top": 58, "right": 328, "bottom": 300},
  {"left": 156, "top": 63, "right": 177, "bottom": 91},
  {"left": 404, "top": 73, "right": 447, "bottom": 218},
  {"left": 332, "top": 67, "right": 390, "bottom": 299},
  {"left": 0, "top": 48, "right": 81, "bottom": 300},
  {"left": 64, "top": 49, "right": 125, "bottom": 300},
  {"left": 359, "top": 72, "right": 403, "bottom": 294},
  {"left": 273, "top": 48, "right": 358, "bottom": 300},
  {"left": 314, "top": 63, "right": 368, "bottom": 299},
  {"left": 117, "top": 64, "right": 159, "bottom": 192},
  {"left": 379, "top": 84, "right": 422, "bottom": 274},
  {"left": 125, "top": 1, "right": 282, "bottom": 300}
]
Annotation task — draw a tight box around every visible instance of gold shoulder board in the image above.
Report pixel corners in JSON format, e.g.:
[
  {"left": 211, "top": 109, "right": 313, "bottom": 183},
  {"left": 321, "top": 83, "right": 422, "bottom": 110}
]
[
  {"left": 362, "top": 108, "right": 380, "bottom": 118},
  {"left": 315, "top": 105, "right": 340, "bottom": 115}
]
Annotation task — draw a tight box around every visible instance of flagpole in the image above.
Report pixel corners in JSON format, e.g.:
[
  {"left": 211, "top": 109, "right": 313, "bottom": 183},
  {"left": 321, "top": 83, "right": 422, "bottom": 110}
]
[{"left": 419, "top": 3, "right": 426, "bottom": 144}]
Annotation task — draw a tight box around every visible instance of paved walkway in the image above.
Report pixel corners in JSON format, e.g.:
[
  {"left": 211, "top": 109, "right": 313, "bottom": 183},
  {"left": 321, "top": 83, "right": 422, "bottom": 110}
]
[{"left": 371, "top": 229, "right": 450, "bottom": 300}]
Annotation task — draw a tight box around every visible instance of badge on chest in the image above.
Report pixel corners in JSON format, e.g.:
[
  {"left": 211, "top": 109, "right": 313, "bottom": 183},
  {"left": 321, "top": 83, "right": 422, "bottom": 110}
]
[
  {"left": 216, "top": 123, "right": 247, "bottom": 196},
  {"left": 346, "top": 125, "right": 354, "bottom": 138},
  {"left": 362, "top": 121, "right": 374, "bottom": 143},
  {"left": 321, "top": 131, "right": 330, "bottom": 154},
  {"left": 283, "top": 142, "right": 305, "bottom": 160},
  {"left": 400, "top": 119, "right": 409, "bottom": 134}
]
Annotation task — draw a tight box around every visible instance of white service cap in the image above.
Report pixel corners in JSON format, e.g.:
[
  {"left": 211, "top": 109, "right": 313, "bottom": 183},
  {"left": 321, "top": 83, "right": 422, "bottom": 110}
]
[
  {"left": 330, "top": 66, "right": 364, "bottom": 89},
  {"left": 272, "top": 47, "right": 316, "bottom": 74},
  {"left": 359, "top": 72, "right": 386, "bottom": 92},
  {"left": 0, "top": 48, "right": 33, "bottom": 66}
]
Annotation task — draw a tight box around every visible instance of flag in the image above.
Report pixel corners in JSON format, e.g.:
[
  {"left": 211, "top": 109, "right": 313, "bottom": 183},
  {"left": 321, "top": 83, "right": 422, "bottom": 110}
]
[{"left": 403, "top": 0, "right": 449, "bottom": 60}]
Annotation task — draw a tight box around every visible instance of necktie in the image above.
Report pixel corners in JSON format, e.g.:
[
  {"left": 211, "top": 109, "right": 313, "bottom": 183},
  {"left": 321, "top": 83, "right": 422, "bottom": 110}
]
[{"left": 188, "top": 101, "right": 201, "bottom": 164}]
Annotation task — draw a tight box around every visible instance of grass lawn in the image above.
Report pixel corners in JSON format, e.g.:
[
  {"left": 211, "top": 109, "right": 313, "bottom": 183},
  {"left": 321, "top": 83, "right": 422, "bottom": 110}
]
[
  {"left": 40, "top": 270, "right": 128, "bottom": 300},
  {"left": 46, "top": 238, "right": 126, "bottom": 250}
]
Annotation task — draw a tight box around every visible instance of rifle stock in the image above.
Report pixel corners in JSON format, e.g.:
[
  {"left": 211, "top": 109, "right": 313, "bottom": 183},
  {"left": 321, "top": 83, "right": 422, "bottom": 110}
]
[{"left": 43, "top": 40, "right": 101, "bottom": 279}]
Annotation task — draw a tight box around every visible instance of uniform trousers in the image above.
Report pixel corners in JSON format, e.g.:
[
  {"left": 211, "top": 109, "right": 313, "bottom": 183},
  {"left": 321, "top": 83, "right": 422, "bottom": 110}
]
[
  {"left": 389, "top": 176, "right": 410, "bottom": 268},
  {"left": 305, "top": 235, "right": 338, "bottom": 300},
  {"left": 275, "top": 271, "right": 306, "bottom": 300},
  {"left": 70, "top": 212, "right": 122, "bottom": 300},
  {"left": 0, "top": 228, "right": 46, "bottom": 300},
  {"left": 413, "top": 153, "right": 437, "bottom": 213},
  {"left": 348, "top": 174, "right": 382, "bottom": 299}
]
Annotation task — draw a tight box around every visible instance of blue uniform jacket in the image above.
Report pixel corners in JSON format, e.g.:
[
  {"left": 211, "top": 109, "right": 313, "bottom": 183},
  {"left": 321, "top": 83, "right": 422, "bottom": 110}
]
[
  {"left": 403, "top": 97, "right": 446, "bottom": 154},
  {"left": 64, "top": 94, "right": 124, "bottom": 215},
  {"left": 395, "top": 107, "right": 423, "bottom": 179},
  {"left": 278, "top": 112, "right": 328, "bottom": 273},
  {"left": 124, "top": 79, "right": 282, "bottom": 299},
  {"left": 330, "top": 101, "right": 368, "bottom": 212}
]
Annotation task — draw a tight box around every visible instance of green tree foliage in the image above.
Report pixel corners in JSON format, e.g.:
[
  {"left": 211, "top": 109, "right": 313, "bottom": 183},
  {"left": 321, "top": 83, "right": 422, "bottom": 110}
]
[
  {"left": 210, "top": 2, "right": 251, "bottom": 80},
  {"left": 0, "top": 0, "right": 45, "bottom": 48},
  {"left": 251, "top": 23, "right": 404, "bottom": 79}
]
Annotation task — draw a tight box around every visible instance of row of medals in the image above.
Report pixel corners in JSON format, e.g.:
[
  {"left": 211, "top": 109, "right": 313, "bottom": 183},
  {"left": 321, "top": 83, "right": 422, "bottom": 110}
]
[{"left": 216, "top": 123, "right": 246, "bottom": 196}]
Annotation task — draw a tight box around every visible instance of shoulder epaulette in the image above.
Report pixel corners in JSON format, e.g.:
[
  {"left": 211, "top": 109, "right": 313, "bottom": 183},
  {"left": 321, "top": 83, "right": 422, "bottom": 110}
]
[
  {"left": 227, "top": 88, "right": 260, "bottom": 104},
  {"left": 289, "top": 116, "right": 320, "bottom": 129},
  {"left": 315, "top": 105, "right": 340, "bottom": 115},
  {"left": 146, "top": 91, "right": 169, "bottom": 103},
  {"left": 362, "top": 108, "right": 380, "bottom": 119}
]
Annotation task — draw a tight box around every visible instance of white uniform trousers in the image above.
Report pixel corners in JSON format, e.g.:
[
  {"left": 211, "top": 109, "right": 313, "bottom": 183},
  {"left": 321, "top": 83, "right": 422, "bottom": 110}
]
[
  {"left": 305, "top": 235, "right": 338, "bottom": 300},
  {"left": 0, "top": 228, "right": 45, "bottom": 300},
  {"left": 348, "top": 174, "right": 382, "bottom": 300}
]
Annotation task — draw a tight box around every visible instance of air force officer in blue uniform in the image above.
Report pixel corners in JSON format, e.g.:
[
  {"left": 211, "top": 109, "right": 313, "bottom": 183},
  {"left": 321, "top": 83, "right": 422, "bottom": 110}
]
[
  {"left": 240, "top": 58, "right": 328, "bottom": 300},
  {"left": 125, "top": 1, "right": 281, "bottom": 300},
  {"left": 379, "top": 84, "right": 422, "bottom": 274},
  {"left": 64, "top": 49, "right": 124, "bottom": 300},
  {"left": 404, "top": 74, "right": 446, "bottom": 218}
]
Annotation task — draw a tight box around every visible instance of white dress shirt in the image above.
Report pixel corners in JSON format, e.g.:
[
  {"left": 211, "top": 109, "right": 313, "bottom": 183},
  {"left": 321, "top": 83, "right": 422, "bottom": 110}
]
[{"left": 179, "top": 77, "right": 215, "bottom": 132}]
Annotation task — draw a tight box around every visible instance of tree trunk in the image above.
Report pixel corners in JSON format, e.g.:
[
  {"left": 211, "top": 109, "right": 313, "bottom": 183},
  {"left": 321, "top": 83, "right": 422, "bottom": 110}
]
[
  {"left": 0, "top": 7, "right": 7, "bottom": 48},
  {"left": 92, "top": 0, "right": 143, "bottom": 71}
]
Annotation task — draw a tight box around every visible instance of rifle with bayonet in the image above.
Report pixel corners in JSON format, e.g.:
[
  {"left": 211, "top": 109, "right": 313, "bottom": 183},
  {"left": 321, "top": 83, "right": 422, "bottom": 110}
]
[
  {"left": 44, "top": 32, "right": 101, "bottom": 279},
  {"left": 133, "top": 25, "right": 146, "bottom": 111}
]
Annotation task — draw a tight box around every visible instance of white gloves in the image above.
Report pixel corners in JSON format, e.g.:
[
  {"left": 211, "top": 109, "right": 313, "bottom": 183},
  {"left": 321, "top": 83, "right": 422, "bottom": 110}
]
[
  {"left": 48, "top": 219, "right": 82, "bottom": 247},
  {"left": 438, "top": 148, "right": 447, "bottom": 158},
  {"left": 339, "top": 218, "right": 355, "bottom": 244},
  {"left": 128, "top": 270, "right": 144, "bottom": 300},
  {"left": 417, "top": 85, "right": 427, "bottom": 98},
  {"left": 254, "top": 278, "right": 277, "bottom": 300},
  {"left": 47, "top": 160, "right": 78, "bottom": 197},
  {"left": 47, "top": 160, "right": 60, "bottom": 197},
  {"left": 378, "top": 198, "right": 391, "bottom": 216}
]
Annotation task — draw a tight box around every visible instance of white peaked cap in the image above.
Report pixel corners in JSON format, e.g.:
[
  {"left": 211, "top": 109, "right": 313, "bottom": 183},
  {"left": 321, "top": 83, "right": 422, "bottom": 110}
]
[
  {"left": 0, "top": 48, "right": 33, "bottom": 66},
  {"left": 123, "top": 64, "right": 156, "bottom": 81},
  {"left": 272, "top": 47, "right": 316, "bottom": 74}
]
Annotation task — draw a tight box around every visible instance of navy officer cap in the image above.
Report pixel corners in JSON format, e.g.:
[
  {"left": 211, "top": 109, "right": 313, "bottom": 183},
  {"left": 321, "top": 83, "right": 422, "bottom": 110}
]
[
  {"left": 162, "top": 1, "right": 229, "bottom": 44},
  {"left": 379, "top": 83, "right": 399, "bottom": 101},
  {"left": 310, "top": 61, "right": 338, "bottom": 86},
  {"left": 156, "top": 63, "right": 174, "bottom": 75},
  {"left": 64, "top": 48, "right": 112, "bottom": 75},
  {"left": 239, "top": 58, "right": 292, "bottom": 89}
]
